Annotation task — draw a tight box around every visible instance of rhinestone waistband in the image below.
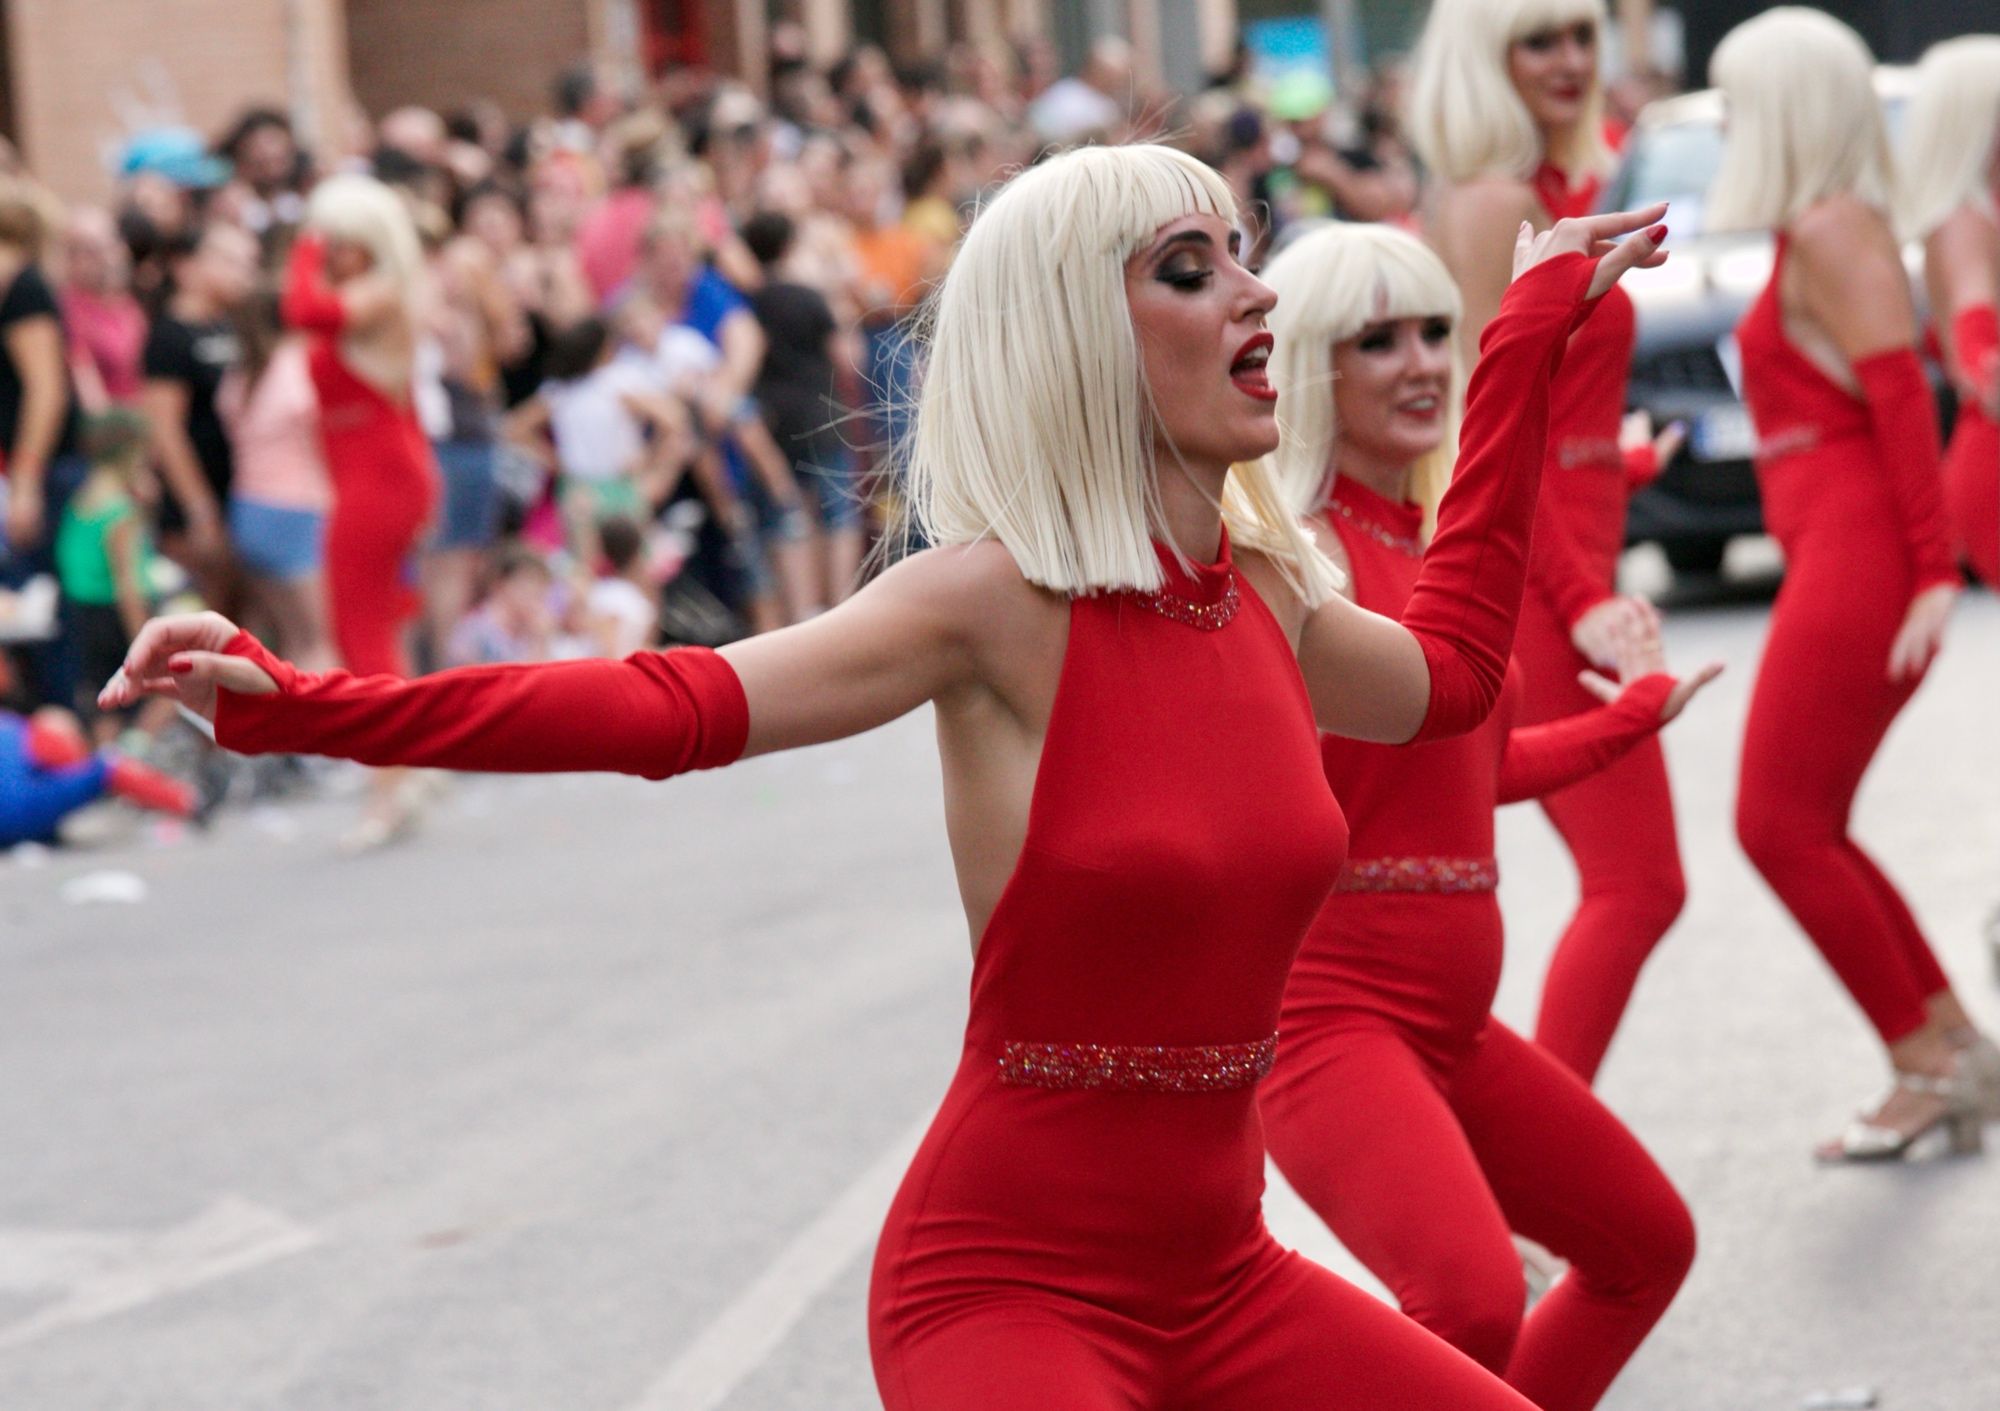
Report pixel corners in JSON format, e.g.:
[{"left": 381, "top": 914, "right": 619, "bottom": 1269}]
[
  {"left": 997, "top": 1034, "right": 1279, "bottom": 1093},
  {"left": 1334, "top": 856, "right": 1499, "bottom": 894}
]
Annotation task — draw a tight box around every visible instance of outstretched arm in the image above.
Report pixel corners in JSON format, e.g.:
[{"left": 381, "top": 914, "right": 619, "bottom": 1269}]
[
  {"left": 100, "top": 551, "right": 979, "bottom": 776},
  {"left": 1296, "top": 206, "right": 1670, "bottom": 745},
  {"left": 1498, "top": 624, "right": 1720, "bottom": 803}
]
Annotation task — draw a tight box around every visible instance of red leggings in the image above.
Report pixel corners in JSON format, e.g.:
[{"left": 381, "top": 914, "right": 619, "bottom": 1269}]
[
  {"left": 1736, "top": 447, "right": 1950, "bottom": 1043},
  {"left": 1263, "top": 1018, "right": 1693, "bottom": 1411},
  {"left": 882, "top": 1244, "right": 1539, "bottom": 1410},
  {"left": 1941, "top": 405, "right": 1998, "bottom": 588},
  {"left": 1515, "top": 592, "right": 1687, "bottom": 1080}
]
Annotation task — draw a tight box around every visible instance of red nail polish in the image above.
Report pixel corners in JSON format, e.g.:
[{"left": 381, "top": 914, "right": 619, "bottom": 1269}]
[
  {"left": 1648, "top": 224, "right": 1668, "bottom": 243},
  {"left": 169, "top": 658, "right": 192, "bottom": 675}
]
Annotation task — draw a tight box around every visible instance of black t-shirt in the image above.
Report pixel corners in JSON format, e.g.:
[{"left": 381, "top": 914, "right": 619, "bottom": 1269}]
[
  {"left": 750, "top": 280, "right": 842, "bottom": 468},
  {"left": 0, "top": 264, "right": 82, "bottom": 461},
  {"left": 141, "top": 313, "right": 240, "bottom": 531}
]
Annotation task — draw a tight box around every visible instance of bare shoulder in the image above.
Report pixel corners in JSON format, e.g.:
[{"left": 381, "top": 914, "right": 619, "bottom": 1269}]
[
  {"left": 1930, "top": 204, "right": 2000, "bottom": 273},
  {"left": 873, "top": 538, "right": 1066, "bottom": 653},
  {"left": 1791, "top": 195, "right": 1900, "bottom": 275},
  {"left": 1439, "top": 177, "right": 1543, "bottom": 232},
  {"left": 1235, "top": 546, "right": 1310, "bottom": 645}
]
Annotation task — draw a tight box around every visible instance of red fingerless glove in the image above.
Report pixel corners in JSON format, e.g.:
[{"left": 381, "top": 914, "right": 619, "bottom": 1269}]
[
  {"left": 1495, "top": 673, "right": 1672, "bottom": 804},
  {"left": 213, "top": 631, "right": 749, "bottom": 779},
  {"left": 1953, "top": 304, "right": 1998, "bottom": 410},
  {"left": 280, "top": 234, "right": 346, "bottom": 335},
  {"left": 1850, "top": 347, "right": 1958, "bottom": 593},
  {"left": 1404, "top": 252, "right": 1600, "bottom": 742},
  {"left": 1623, "top": 439, "right": 1661, "bottom": 491}
]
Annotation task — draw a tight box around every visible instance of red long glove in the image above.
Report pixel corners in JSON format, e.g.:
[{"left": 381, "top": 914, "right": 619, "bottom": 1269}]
[
  {"left": 1495, "top": 673, "right": 1672, "bottom": 804},
  {"left": 1850, "top": 347, "right": 1958, "bottom": 594},
  {"left": 213, "top": 632, "right": 749, "bottom": 780},
  {"left": 280, "top": 234, "right": 347, "bottom": 335},
  {"left": 1623, "top": 440, "right": 1662, "bottom": 491},
  {"left": 1406, "top": 252, "right": 1600, "bottom": 741},
  {"left": 1953, "top": 304, "right": 1999, "bottom": 410}
]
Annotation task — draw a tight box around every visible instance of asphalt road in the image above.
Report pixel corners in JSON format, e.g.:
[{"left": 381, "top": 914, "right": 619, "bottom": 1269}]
[{"left": 4, "top": 567, "right": 1997, "bottom": 1411}]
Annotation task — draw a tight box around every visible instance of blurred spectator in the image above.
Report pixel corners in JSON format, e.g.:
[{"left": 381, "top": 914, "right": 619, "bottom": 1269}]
[
  {"left": 1028, "top": 36, "right": 1133, "bottom": 144},
  {"left": 218, "top": 284, "right": 335, "bottom": 674},
  {"left": 584, "top": 512, "right": 659, "bottom": 656},
  {"left": 448, "top": 542, "right": 558, "bottom": 665},
  {"left": 142, "top": 222, "right": 258, "bottom": 606},
  {"left": 214, "top": 106, "right": 310, "bottom": 238},
  {"left": 742, "top": 210, "right": 862, "bottom": 607},
  {"left": 54, "top": 410, "right": 162, "bottom": 738},
  {"left": 577, "top": 110, "right": 675, "bottom": 304},
  {"left": 60, "top": 206, "right": 148, "bottom": 411},
  {"left": 0, "top": 175, "right": 86, "bottom": 710}
]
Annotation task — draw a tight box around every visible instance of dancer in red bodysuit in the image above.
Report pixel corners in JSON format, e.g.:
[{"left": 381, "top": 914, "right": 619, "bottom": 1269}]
[
  {"left": 1711, "top": 11, "right": 1999, "bottom": 1161},
  {"left": 1901, "top": 38, "right": 2000, "bottom": 589},
  {"left": 283, "top": 175, "right": 440, "bottom": 848},
  {"left": 1410, "top": 0, "right": 1687, "bottom": 1082},
  {"left": 1256, "top": 223, "right": 1706, "bottom": 1411},
  {"left": 103, "top": 146, "right": 1669, "bottom": 1407}
]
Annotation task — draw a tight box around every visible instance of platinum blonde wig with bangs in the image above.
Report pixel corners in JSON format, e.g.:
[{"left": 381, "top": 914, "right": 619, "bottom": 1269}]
[
  {"left": 303, "top": 174, "right": 424, "bottom": 301},
  {"left": 1406, "top": 0, "right": 1613, "bottom": 186},
  {"left": 1706, "top": 8, "right": 1892, "bottom": 233},
  {"left": 901, "top": 143, "right": 1340, "bottom": 605},
  {"left": 1897, "top": 36, "right": 2000, "bottom": 240},
  {"left": 1257, "top": 223, "right": 1464, "bottom": 542}
]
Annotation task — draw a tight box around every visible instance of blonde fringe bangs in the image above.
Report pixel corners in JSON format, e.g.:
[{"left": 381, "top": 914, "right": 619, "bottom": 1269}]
[
  {"left": 899, "top": 143, "right": 1338, "bottom": 605},
  {"left": 1257, "top": 223, "right": 1464, "bottom": 544},
  {"left": 1408, "top": 0, "right": 1612, "bottom": 187}
]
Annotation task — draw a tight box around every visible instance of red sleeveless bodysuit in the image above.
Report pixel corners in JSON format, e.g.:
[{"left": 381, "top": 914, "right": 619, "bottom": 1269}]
[
  {"left": 1731, "top": 233, "right": 1953, "bottom": 1043},
  {"left": 1260, "top": 480, "right": 1690, "bottom": 1411}
]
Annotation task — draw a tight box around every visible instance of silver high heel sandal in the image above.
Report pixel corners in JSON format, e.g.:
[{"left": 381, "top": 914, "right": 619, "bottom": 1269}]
[
  {"left": 1945, "top": 1027, "right": 2000, "bottom": 1120},
  {"left": 1815, "top": 1068, "right": 1984, "bottom": 1163}
]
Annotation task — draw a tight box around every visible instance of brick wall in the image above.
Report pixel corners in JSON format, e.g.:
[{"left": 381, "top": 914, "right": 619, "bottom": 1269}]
[
  {"left": 344, "top": 0, "right": 594, "bottom": 122},
  {"left": 4, "top": 0, "right": 347, "bottom": 204}
]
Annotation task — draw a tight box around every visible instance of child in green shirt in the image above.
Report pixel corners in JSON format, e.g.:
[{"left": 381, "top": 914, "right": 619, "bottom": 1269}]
[{"left": 55, "top": 411, "right": 157, "bottom": 738}]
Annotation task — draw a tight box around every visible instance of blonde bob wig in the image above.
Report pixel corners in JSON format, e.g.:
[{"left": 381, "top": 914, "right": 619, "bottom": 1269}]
[
  {"left": 1897, "top": 36, "right": 2000, "bottom": 240},
  {"left": 1406, "top": 0, "right": 1613, "bottom": 187},
  {"left": 1256, "top": 222, "right": 1463, "bottom": 544},
  {"left": 303, "top": 173, "right": 424, "bottom": 300},
  {"left": 902, "top": 143, "right": 1339, "bottom": 604},
  {"left": 1706, "top": 8, "right": 1892, "bottom": 232}
]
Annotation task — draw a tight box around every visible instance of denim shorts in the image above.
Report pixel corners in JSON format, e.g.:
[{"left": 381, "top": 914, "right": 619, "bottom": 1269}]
[
  {"left": 229, "top": 498, "right": 325, "bottom": 581},
  {"left": 432, "top": 439, "right": 501, "bottom": 550}
]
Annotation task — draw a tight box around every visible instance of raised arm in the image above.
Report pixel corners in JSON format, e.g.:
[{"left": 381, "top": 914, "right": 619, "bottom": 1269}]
[
  {"left": 100, "top": 549, "right": 983, "bottom": 776},
  {"left": 1295, "top": 206, "right": 1670, "bottom": 744},
  {"left": 1925, "top": 209, "right": 1999, "bottom": 415}
]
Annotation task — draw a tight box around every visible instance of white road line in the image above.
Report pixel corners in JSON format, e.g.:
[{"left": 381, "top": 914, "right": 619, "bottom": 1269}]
[
  {"left": 620, "top": 1112, "right": 932, "bottom": 1411},
  {"left": 0, "top": 1196, "right": 320, "bottom": 1350}
]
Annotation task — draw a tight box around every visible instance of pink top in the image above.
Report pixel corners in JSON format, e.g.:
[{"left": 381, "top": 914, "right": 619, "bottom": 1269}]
[
  {"left": 576, "top": 187, "right": 656, "bottom": 304},
  {"left": 62, "top": 286, "right": 147, "bottom": 403},
  {"left": 218, "top": 340, "right": 331, "bottom": 513}
]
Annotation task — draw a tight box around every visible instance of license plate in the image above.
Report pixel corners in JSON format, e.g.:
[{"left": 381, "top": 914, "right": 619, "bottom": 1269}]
[{"left": 1692, "top": 404, "right": 1757, "bottom": 461}]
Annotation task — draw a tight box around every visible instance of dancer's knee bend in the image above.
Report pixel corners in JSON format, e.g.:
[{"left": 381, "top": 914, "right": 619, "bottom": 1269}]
[
  {"left": 1406, "top": 1248, "right": 1528, "bottom": 1373},
  {"left": 1734, "top": 789, "right": 1825, "bottom": 879},
  {"left": 1571, "top": 1174, "right": 1697, "bottom": 1310}
]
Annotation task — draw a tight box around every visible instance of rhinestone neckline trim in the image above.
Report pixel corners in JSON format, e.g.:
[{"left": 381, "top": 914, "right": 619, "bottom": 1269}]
[
  {"left": 1132, "top": 572, "right": 1241, "bottom": 630},
  {"left": 998, "top": 1034, "right": 1279, "bottom": 1093},
  {"left": 1326, "top": 497, "right": 1423, "bottom": 559},
  {"left": 1335, "top": 855, "right": 1500, "bottom": 894}
]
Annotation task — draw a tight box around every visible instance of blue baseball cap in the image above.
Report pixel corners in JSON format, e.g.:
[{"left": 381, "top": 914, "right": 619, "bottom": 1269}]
[{"left": 117, "top": 127, "right": 231, "bottom": 189}]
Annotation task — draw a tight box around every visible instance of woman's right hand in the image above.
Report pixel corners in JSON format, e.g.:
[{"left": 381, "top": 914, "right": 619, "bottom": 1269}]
[
  {"left": 98, "top": 612, "right": 277, "bottom": 723},
  {"left": 1512, "top": 202, "right": 1670, "bottom": 300}
]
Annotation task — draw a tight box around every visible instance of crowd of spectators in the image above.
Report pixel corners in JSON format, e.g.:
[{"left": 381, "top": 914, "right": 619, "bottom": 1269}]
[{"left": 0, "top": 23, "right": 1671, "bottom": 834}]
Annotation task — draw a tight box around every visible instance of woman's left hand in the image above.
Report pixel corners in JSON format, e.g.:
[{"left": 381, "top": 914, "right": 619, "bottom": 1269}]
[
  {"left": 1887, "top": 582, "right": 1957, "bottom": 683},
  {"left": 1577, "top": 608, "right": 1723, "bottom": 724},
  {"left": 1513, "top": 202, "right": 1670, "bottom": 300}
]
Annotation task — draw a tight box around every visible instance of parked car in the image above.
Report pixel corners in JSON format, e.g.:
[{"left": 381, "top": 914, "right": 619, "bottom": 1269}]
[{"left": 1601, "top": 66, "right": 1944, "bottom": 576}]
